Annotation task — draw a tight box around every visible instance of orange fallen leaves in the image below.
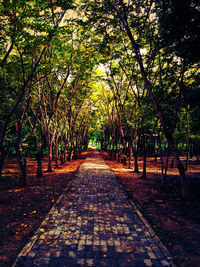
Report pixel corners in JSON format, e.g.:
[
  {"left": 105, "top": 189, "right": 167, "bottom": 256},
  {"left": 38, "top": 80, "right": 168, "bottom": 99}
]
[
  {"left": 0, "top": 255, "right": 8, "bottom": 261},
  {"left": 21, "top": 223, "right": 28, "bottom": 228},
  {"left": 30, "top": 210, "right": 37, "bottom": 215},
  {"left": 14, "top": 235, "right": 21, "bottom": 241}
]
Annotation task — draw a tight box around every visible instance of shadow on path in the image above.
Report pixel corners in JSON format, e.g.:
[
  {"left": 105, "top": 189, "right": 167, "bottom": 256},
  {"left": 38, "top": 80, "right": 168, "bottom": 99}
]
[{"left": 13, "top": 150, "right": 176, "bottom": 267}]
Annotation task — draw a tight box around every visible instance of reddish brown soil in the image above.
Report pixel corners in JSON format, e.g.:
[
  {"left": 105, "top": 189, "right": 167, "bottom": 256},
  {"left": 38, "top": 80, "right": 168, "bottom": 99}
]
[
  {"left": 101, "top": 150, "right": 200, "bottom": 267},
  {"left": 0, "top": 151, "right": 88, "bottom": 267},
  {"left": 1, "top": 150, "right": 199, "bottom": 267}
]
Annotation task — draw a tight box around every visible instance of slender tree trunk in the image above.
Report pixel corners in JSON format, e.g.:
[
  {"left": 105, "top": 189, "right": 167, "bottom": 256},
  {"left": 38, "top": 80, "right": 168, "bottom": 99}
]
[
  {"left": 0, "top": 149, "right": 6, "bottom": 179},
  {"left": 48, "top": 148, "right": 53, "bottom": 171},
  {"left": 63, "top": 138, "right": 68, "bottom": 163},
  {"left": 68, "top": 147, "right": 72, "bottom": 161},
  {"left": 73, "top": 142, "right": 78, "bottom": 160},
  {"left": 15, "top": 123, "right": 27, "bottom": 187},
  {"left": 170, "top": 158, "right": 174, "bottom": 168},
  {"left": 60, "top": 147, "right": 64, "bottom": 165},
  {"left": 115, "top": 134, "right": 118, "bottom": 161},
  {"left": 68, "top": 132, "right": 74, "bottom": 162},
  {"left": 112, "top": 1, "right": 189, "bottom": 198},
  {"left": 133, "top": 151, "right": 139, "bottom": 173},
  {"left": 158, "top": 132, "right": 164, "bottom": 175},
  {"left": 36, "top": 135, "right": 46, "bottom": 178},
  {"left": 154, "top": 137, "right": 158, "bottom": 161},
  {"left": 115, "top": 133, "right": 119, "bottom": 161},
  {"left": 141, "top": 128, "right": 147, "bottom": 178},
  {"left": 142, "top": 152, "right": 147, "bottom": 178},
  {"left": 47, "top": 134, "right": 53, "bottom": 172},
  {"left": 185, "top": 143, "right": 190, "bottom": 171},
  {"left": 54, "top": 138, "right": 59, "bottom": 168},
  {"left": 63, "top": 146, "right": 66, "bottom": 163},
  {"left": 128, "top": 139, "right": 132, "bottom": 169},
  {"left": 36, "top": 152, "right": 43, "bottom": 178},
  {"left": 132, "top": 134, "right": 139, "bottom": 173},
  {"left": 122, "top": 139, "right": 127, "bottom": 165},
  {"left": 190, "top": 143, "right": 193, "bottom": 159},
  {"left": 163, "top": 148, "right": 170, "bottom": 191}
]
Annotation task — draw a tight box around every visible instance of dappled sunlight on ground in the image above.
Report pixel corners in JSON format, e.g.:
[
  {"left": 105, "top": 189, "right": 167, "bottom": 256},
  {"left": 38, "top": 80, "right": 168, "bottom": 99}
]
[{"left": 112, "top": 168, "right": 136, "bottom": 172}]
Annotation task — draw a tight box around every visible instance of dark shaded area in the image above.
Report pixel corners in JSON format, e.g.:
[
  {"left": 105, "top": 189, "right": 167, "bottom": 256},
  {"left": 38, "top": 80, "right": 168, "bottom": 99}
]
[
  {"left": 0, "top": 152, "right": 87, "bottom": 267},
  {"left": 101, "top": 150, "right": 200, "bottom": 267}
]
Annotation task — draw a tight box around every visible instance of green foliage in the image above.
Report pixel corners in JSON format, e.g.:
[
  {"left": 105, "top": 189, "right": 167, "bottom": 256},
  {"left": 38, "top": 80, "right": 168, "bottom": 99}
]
[
  {"left": 0, "top": 0, "right": 199, "bottom": 177},
  {"left": 154, "top": 0, "right": 200, "bottom": 64}
]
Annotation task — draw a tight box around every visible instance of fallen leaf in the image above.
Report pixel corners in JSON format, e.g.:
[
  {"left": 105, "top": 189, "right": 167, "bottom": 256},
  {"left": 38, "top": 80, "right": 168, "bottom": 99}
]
[{"left": 30, "top": 211, "right": 37, "bottom": 215}]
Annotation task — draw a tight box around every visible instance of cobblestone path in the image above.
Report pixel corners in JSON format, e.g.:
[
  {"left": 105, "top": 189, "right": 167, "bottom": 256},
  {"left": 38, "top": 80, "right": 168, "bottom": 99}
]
[{"left": 13, "top": 150, "right": 176, "bottom": 267}]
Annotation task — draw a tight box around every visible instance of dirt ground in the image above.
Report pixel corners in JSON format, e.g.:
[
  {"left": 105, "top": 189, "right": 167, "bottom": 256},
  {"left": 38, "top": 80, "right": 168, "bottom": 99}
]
[
  {"left": 101, "top": 150, "right": 200, "bottom": 267},
  {"left": 0, "top": 149, "right": 200, "bottom": 267},
  {"left": 0, "top": 151, "right": 88, "bottom": 267}
]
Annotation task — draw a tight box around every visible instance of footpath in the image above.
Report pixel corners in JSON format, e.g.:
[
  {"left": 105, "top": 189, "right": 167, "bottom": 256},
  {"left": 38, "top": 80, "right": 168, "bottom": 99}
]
[{"left": 13, "top": 150, "right": 176, "bottom": 267}]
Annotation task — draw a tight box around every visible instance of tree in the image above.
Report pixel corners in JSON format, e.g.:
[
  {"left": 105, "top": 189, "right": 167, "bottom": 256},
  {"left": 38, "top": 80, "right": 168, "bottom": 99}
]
[
  {"left": 0, "top": 0, "right": 75, "bottom": 182},
  {"left": 80, "top": 0, "right": 197, "bottom": 197},
  {"left": 154, "top": 0, "right": 200, "bottom": 65}
]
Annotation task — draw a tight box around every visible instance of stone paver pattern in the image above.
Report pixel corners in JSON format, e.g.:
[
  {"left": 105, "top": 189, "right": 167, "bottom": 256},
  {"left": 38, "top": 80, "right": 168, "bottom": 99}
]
[{"left": 13, "top": 150, "right": 177, "bottom": 267}]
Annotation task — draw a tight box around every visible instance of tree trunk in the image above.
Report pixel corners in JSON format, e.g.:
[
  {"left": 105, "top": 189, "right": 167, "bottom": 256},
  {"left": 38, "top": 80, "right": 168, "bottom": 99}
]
[
  {"left": 36, "top": 135, "right": 46, "bottom": 178},
  {"left": 134, "top": 152, "right": 139, "bottom": 173},
  {"left": 122, "top": 140, "right": 127, "bottom": 165},
  {"left": 112, "top": 1, "right": 189, "bottom": 198},
  {"left": 0, "top": 150, "right": 5, "bottom": 179},
  {"left": 63, "top": 139, "right": 68, "bottom": 163},
  {"left": 185, "top": 143, "right": 190, "bottom": 171},
  {"left": 170, "top": 158, "right": 174, "bottom": 168},
  {"left": 115, "top": 134, "right": 118, "bottom": 161},
  {"left": 128, "top": 140, "right": 132, "bottom": 169},
  {"left": 54, "top": 138, "right": 59, "bottom": 168},
  {"left": 68, "top": 136, "right": 74, "bottom": 161},
  {"left": 45, "top": 130, "right": 53, "bottom": 172},
  {"left": 15, "top": 124, "right": 27, "bottom": 187},
  {"left": 68, "top": 147, "right": 72, "bottom": 161},
  {"left": 132, "top": 132, "right": 140, "bottom": 173},
  {"left": 48, "top": 150, "right": 53, "bottom": 171},
  {"left": 47, "top": 143, "right": 53, "bottom": 172},
  {"left": 60, "top": 148, "right": 64, "bottom": 165},
  {"left": 36, "top": 152, "right": 43, "bottom": 178},
  {"left": 158, "top": 132, "right": 164, "bottom": 175},
  {"left": 116, "top": 135, "right": 120, "bottom": 161},
  {"left": 141, "top": 128, "right": 147, "bottom": 178},
  {"left": 163, "top": 148, "right": 170, "bottom": 191}
]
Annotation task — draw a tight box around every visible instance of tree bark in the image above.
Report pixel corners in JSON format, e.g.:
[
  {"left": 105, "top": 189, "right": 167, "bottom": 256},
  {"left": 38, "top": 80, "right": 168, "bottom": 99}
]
[
  {"left": 141, "top": 128, "right": 147, "bottom": 178},
  {"left": 46, "top": 133, "right": 53, "bottom": 172},
  {"left": 111, "top": 1, "right": 189, "bottom": 198},
  {"left": 15, "top": 123, "right": 27, "bottom": 187},
  {"left": 36, "top": 135, "right": 46, "bottom": 178}
]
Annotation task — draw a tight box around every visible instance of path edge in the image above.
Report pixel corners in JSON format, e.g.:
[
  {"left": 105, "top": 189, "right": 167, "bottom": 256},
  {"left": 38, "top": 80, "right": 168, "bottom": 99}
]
[
  {"left": 12, "top": 156, "right": 86, "bottom": 267},
  {"left": 104, "top": 158, "right": 178, "bottom": 267}
]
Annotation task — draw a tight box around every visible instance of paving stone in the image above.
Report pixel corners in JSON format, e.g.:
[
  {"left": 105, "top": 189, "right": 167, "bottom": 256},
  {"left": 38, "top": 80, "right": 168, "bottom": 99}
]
[{"left": 12, "top": 150, "right": 177, "bottom": 267}]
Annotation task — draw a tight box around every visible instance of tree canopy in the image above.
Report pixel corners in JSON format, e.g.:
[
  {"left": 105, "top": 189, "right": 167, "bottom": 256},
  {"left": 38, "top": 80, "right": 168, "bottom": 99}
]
[{"left": 0, "top": 0, "right": 199, "bottom": 197}]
